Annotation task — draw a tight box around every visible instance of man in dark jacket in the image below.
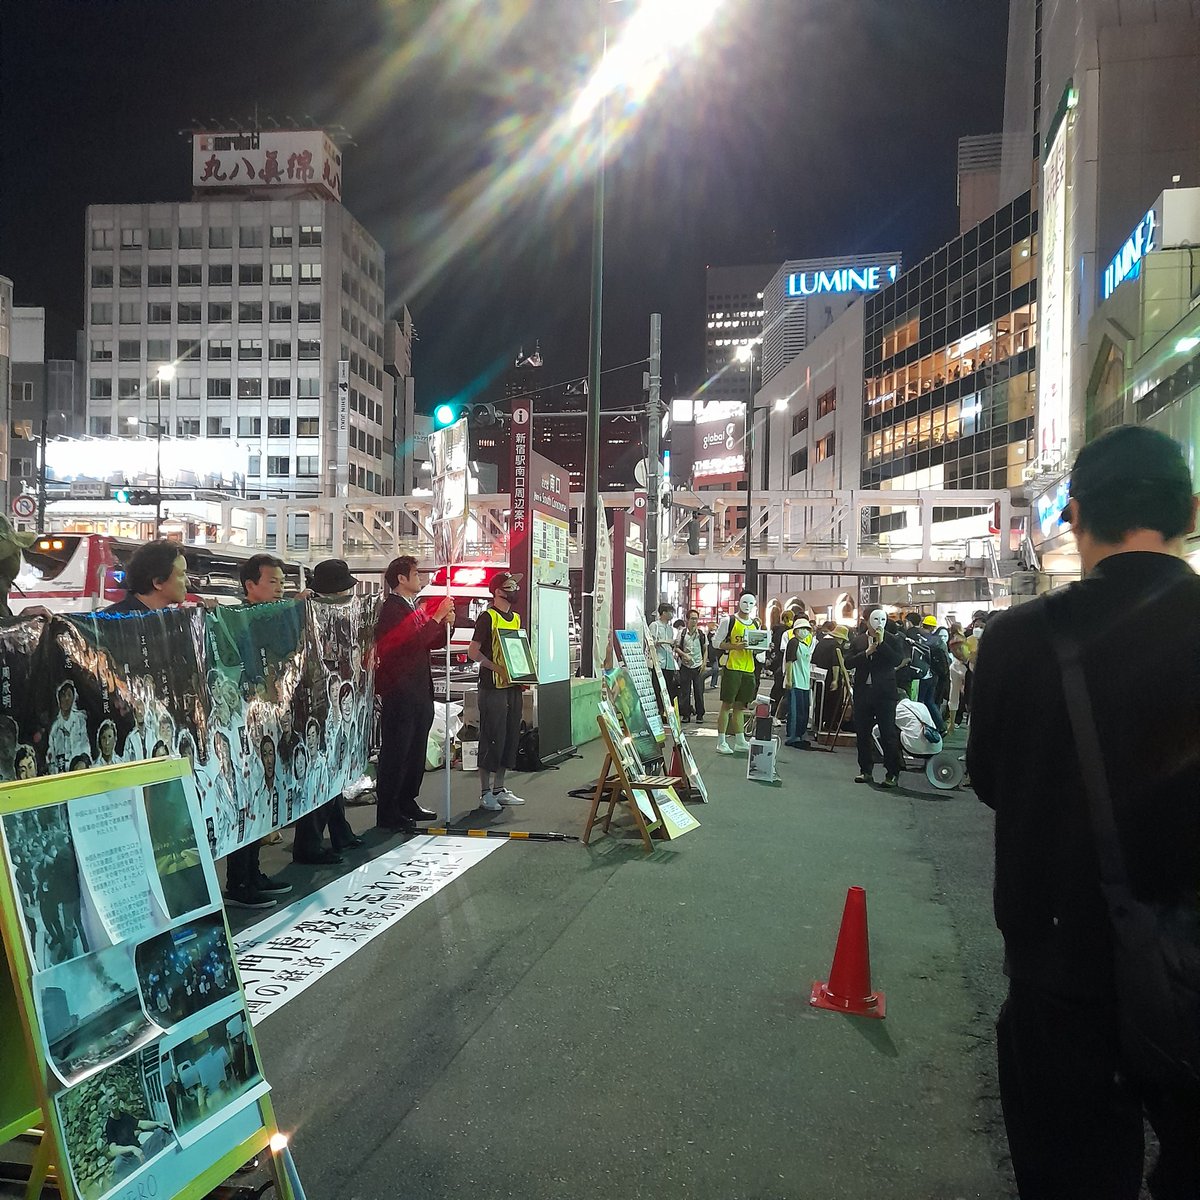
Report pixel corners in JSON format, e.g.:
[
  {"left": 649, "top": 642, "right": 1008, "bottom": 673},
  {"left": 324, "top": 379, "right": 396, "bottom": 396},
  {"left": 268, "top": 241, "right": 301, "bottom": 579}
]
[
  {"left": 846, "top": 609, "right": 904, "bottom": 786},
  {"left": 968, "top": 425, "right": 1200, "bottom": 1199},
  {"left": 374, "top": 556, "right": 454, "bottom": 830}
]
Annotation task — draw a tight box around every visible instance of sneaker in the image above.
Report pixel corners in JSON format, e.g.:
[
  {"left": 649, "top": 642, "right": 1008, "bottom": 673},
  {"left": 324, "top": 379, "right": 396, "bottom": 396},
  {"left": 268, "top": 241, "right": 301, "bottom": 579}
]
[
  {"left": 494, "top": 787, "right": 525, "bottom": 806},
  {"left": 853, "top": 773, "right": 872, "bottom": 784},
  {"left": 255, "top": 872, "right": 292, "bottom": 897},
  {"left": 880, "top": 775, "right": 899, "bottom": 789},
  {"left": 223, "top": 887, "right": 276, "bottom": 911},
  {"left": 479, "top": 791, "right": 503, "bottom": 812},
  {"left": 732, "top": 735, "right": 751, "bottom": 752},
  {"left": 716, "top": 739, "right": 735, "bottom": 755}
]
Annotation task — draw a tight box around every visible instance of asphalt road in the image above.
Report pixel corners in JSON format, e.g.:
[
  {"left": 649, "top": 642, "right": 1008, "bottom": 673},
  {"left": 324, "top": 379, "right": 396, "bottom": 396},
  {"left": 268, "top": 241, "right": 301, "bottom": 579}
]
[{"left": 248, "top": 719, "right": 1020, "bottom": 1200}]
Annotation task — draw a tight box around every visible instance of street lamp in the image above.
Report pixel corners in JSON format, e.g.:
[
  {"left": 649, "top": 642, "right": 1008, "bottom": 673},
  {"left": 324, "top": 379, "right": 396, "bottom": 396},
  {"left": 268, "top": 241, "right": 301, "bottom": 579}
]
[
  {"left": 581, "top": 0, "right": 726, "bottom": 674},
  {"left": 736, "top": 342, "right": 757, "bottom": 597},
  {"left": 126, "top": 363, "right": 174, "bottom": 537}
]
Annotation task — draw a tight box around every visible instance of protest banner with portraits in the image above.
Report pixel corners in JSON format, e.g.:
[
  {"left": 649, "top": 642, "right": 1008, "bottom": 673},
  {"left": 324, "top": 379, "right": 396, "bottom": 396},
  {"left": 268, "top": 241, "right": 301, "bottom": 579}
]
[
  {"left": 0, "top": 596, "right": 377, "bottom": 861},
  {"left": 0, "top": 757, "right": 300, "bottom": 1200}
]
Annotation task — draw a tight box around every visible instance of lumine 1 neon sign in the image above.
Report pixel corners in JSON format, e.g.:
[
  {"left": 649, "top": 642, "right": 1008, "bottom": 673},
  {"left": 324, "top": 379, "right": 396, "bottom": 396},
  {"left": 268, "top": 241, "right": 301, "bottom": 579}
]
[
  {"left": 787, "top": 264, "right": 899, "bottom": 297},
  {"left": 1102, "top": 208, "right": 1156, "bottom": 300}
]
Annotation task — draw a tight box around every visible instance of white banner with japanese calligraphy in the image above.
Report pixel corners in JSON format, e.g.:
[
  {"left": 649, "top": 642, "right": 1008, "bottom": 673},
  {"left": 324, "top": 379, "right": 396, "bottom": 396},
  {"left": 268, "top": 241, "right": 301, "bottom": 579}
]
[
  {"left": 233, "top": 835, "right": 504, "bottom": 1024},
  {"left": 192, "top": 130, "right": 342, "bottom": 202}
]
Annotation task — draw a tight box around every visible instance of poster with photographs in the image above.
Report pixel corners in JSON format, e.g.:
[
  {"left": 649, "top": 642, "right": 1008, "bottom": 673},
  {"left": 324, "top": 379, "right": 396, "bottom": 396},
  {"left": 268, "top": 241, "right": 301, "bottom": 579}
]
[
  {"left": 135, "top": 912, "right": 238, "bottom": 1029},
  {"left": 596, "top": 699, "right": 645, "bottom": 780},
  {"left": 604, "top": 665, "right": 660, "bottom": 766},
  {"left": 0, "top": 614, "right": 51, "bottom": 783},
  {"left": 34, "top": 944, "right": 163, "bottom": 1088},
  {"left": 54, "top": 1053, "right": 176, "bottom": 1200}
]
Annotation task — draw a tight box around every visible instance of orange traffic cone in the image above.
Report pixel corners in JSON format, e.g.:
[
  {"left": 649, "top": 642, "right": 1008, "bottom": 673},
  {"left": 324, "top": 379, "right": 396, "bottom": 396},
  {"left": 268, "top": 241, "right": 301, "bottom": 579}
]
[{"left": 810, "top": 886, "right": 885, "bottom": 1019}]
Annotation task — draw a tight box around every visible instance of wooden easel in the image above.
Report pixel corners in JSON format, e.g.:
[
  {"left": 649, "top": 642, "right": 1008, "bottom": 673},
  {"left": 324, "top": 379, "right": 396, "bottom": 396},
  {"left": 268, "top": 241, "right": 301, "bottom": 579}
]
[{"left": 583, "top": 720, "right": 681, "bottom": 852}]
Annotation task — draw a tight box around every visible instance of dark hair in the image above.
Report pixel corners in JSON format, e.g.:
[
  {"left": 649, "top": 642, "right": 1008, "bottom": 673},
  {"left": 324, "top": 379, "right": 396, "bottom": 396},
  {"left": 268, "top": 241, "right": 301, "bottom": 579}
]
[
  {"left": 657, "top": 603, "right": 674, "bottom": 616},
  {"left": 239, "top": 553, "right": 284, "bottom": 594},
  {"left": 126, "top": 540, "right": 185, "bottom": 596},
  {"left": 69, "top": 754, "right": 92, "bottom": 771},
  {"left": 905, "top": 613, "right": 922, "bottom": 627},
  {"left": 385, "top": 556, "right": 419, "bottom": 590},
  {"left": 1072, "top": 479, "right": 1194, "bottom": 545},
  {"left": 687, "top": 609, "right": 700, "bottom": 619}
]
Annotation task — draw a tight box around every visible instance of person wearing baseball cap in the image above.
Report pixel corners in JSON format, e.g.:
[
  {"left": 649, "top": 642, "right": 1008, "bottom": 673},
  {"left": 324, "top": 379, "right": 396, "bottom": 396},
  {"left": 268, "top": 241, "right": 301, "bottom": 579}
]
[
  {"left": 467, "top": 572, "right": 527, "bottom": 811},
  {"left": 782, "top": 616, "right": 814, "bottom": 748},
  {"left": 968, "top": 425, "right": 1200, "bottom": 1192}
]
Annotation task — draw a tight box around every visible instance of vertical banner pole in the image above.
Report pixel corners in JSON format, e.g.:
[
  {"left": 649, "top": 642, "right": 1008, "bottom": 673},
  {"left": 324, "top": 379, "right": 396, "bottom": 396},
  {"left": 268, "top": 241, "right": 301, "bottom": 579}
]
[{"left": 444, "top": 570, "right": 452, "bottom": 823}]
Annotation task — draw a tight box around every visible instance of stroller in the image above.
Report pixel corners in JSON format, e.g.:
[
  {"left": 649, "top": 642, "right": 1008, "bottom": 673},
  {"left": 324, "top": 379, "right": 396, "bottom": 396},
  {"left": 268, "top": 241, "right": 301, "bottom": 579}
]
[{"left": 873, "top": 694, "right": 964, "bottom": 790}]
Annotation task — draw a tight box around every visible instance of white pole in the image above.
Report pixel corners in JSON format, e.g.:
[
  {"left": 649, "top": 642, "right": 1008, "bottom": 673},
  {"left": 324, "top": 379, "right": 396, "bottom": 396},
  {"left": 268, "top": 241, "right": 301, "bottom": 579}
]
[{"left": 444, "top": 572, "right": 452, "bottom": 823}]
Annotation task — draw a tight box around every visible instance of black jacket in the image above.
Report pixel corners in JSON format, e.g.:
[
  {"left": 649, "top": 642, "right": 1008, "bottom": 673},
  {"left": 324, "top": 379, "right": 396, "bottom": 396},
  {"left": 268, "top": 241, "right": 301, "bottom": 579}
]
[
  {"left": 846, "top": 629, "right": 904, "bottom": 695},
  {"left": 968, "top": 552, "right": 1200, "bottom": 995},
  {"left": 373, "top": 593, "right": 451, "bottom": 700}
]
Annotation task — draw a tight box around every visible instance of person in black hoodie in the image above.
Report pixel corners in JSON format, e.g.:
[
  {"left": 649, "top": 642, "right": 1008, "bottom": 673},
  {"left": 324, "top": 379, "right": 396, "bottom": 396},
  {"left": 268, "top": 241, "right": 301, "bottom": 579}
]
[{"left": 846, "top": 608, "right": 904, "bottom": 786}]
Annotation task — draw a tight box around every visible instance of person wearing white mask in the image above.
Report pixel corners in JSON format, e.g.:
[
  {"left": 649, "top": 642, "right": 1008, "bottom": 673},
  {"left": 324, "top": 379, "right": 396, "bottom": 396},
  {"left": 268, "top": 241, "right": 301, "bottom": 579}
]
[
  {"left": 846, "top": 608, "right": 905, "bottom": 786},
  {"left": 714, "top": 593, "right": 761, "bottom": 754}
]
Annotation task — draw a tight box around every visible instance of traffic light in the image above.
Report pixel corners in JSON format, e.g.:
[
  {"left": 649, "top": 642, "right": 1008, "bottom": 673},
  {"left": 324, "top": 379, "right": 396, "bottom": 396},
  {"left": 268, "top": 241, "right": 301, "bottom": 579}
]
[
  {"left": 114, "top": 486, "right": 131, "bottom": 504},
  {"left": 130, "top": 489, "right": 155, "bottom": 505},
  {"left": 470, "top": 403, "right": 498, "bottom": 427},
  {"left": 433, "top": 403, "right": 458, "bottom": 428},
  {"left": 687, "top": 521, "right": 701, "bottom": 555}
]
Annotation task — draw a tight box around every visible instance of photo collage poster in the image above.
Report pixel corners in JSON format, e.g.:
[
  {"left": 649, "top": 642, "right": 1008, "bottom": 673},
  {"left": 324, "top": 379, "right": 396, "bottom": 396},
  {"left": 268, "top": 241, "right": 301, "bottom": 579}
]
[
  {"left": 0, "top": 598, "right": 377, "bottom": 860},
  {"left": 0, "top": 767, "right": 269, "bottom": 1200}
]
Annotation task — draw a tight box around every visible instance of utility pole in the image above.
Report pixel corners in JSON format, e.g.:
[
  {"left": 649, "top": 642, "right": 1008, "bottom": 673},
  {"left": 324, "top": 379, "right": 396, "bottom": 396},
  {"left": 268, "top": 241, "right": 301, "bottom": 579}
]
[
  {"left": 644, "top": 313, "right": 662, "bottom": 616},
  {"left": 36, "top": 360, "right": 48, "bottom": 530},
  {"left": 742, "top": 345, "right": 758, "bottom": 600}
]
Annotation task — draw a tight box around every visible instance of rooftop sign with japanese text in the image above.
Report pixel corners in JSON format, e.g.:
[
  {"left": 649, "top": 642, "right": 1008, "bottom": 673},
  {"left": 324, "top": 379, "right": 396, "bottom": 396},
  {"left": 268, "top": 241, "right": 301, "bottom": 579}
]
[{"left": 192, "top": 130, "right": 342, "bottom": 203}]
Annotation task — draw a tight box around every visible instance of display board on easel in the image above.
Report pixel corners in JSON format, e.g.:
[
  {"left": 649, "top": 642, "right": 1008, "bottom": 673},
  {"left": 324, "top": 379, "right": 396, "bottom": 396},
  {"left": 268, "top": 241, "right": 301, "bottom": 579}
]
[{"left": 0, "top": 758, "right": 301, "bottom": 1200}]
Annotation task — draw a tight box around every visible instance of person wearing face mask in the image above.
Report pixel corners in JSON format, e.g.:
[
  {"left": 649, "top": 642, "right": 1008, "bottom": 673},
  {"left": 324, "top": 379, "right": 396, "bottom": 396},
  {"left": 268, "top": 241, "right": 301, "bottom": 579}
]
[
  {"left": 783, "top": 616, "right": 814, "bottom": 748},
  {"left": 675, "top": 609, "right": 708, "bottom": 724},
  {"left": 846, "top": 608, "right": 904, "bottom": 786},
  {"left": 925, "top": 619, "right": 952, "bottom": 730},
  {"left": 714, "top": 592, "right": 762, "bottom": 754}
]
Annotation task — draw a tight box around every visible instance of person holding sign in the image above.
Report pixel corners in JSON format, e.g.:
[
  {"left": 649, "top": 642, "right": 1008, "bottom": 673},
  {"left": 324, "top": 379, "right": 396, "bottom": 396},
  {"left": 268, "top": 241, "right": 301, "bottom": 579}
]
[
  {"left": 714, "top": 593, "right": 762, "bottom": 755},
  {"left": 373, "top": 555, "right": 454, "bottom": 830},
  {"left": 468, "top": 573, "right": 528, "bottom": 811}
]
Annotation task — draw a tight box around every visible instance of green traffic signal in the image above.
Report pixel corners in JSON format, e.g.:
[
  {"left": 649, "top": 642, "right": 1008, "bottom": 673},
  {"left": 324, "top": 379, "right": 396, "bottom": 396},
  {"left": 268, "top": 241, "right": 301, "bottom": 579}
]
[
  {"left": 433, "top": 402, "right": 457, "bottom": 428},
  {"left": 114, "top": 487, "right": 131, "bottom": 504}
]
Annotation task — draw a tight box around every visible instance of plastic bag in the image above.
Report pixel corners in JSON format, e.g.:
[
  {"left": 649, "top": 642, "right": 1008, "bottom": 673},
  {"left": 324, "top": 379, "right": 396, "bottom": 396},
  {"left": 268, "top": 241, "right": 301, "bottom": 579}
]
[{"left": 426, "top": 701, "right": 464, "bottom": 770}]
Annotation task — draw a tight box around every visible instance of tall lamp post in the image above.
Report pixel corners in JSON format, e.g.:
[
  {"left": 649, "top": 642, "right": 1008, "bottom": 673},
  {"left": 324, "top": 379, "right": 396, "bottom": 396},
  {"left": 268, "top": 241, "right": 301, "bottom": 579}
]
[
  {"left": 736, "top": 341, "right": 757, "bottom": 598},
  {"left": 125, "top": 363, "right": 174, "bottom": 538}
]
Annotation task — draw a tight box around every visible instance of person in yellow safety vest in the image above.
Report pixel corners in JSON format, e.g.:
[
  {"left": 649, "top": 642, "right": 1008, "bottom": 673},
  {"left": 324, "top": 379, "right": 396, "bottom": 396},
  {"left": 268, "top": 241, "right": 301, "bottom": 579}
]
[
  {"left": 715, "top": 592, "right": 764, "bottom": 754},
  {"left": 467, "top": 573, "right": 528, "bottom": 812}
]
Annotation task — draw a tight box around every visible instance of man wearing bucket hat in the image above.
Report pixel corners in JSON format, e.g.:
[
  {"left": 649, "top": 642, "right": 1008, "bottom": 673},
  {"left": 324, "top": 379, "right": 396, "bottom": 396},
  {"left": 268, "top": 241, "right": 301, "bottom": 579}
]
[{"left": 968, "top": 426, "right": 1200, "bottom": 1195}]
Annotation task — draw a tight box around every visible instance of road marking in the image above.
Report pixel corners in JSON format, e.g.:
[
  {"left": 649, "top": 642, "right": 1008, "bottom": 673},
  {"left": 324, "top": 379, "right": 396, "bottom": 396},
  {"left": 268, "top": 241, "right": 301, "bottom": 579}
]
[{"left": 233, "top": 835, "right": 504, "bottom": 1024}]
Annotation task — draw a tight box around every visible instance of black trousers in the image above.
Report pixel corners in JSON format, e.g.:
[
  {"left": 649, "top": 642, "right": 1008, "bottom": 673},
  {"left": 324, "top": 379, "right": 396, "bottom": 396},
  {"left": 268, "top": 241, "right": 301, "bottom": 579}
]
[
  {"left": 853, "top": 691, "right": 902, "bottom": 777},
  {"left": 661, "top": 668, "right": 679, "bottom": 706},
  {"left": 293, "top": 796, "right": 355, "bottom": 856},
  {"left": 225, "top": 841, "right": 259, "bottom": 890},
  {"left": 997, "top": 978, "right": 1200, "bottom": 1199},
  {"left": 678, "top": 666, "right": 705, "bottom": 720},
  {"left": 376, "top": 689, "right": 434, "bottom": 824}
]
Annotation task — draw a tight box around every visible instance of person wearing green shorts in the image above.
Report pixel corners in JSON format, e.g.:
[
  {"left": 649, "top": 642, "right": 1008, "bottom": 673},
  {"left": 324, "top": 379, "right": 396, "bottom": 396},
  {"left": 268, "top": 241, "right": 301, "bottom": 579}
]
[{"left": 715, "top": 592, "right": 762, "bottom": 754}]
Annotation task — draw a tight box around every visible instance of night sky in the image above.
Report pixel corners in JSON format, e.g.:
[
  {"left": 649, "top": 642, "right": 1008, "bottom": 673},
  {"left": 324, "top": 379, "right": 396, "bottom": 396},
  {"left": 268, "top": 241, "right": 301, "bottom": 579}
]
[{"left": 0, "top": 0, "right": 1010, "bottom": 412}]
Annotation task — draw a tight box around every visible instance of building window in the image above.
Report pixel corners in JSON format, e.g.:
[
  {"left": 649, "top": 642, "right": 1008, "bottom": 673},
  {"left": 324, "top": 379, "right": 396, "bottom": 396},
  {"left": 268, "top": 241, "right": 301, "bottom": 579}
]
[
  {"left": 269, "top": 301, "right": 292, "bottom": 322},
  {"left": 267, "top": 456, "right": 291, "bottom": 476},
  {"left": 239, "top": 301, "right": 263, "bottom": 323},
  {"left": 148, "top": 228, "right": 171, "bottom": 250},
  {"left": 298, "top": 225, "right": 322, "bottom": 247},
  {"left": 118, "top": 339, "right": 140, "bottom": 362},
  {"left": 790, "top": 448, "right": 809, "bottom": 475},
  {"left": 239, "top": 338, "right": 263, "bottom": 360},
  {"left": 178, "top": 264, "right": 202, "bottom": 286},
  {"left": 92, "top": 228, "right": 114, "bottom": 250},
  {"left": 117, "top": 378, "right": 140, "bottom": 400},
  {"left": 297, "top": 339, "right": 320, "bottom": 360},
  {"left": 89, "top": 415, "right": 112, "bottom": 436},
  {"left": 208, "top": 264, "right": 233, "bottom": 286},
  {"left": 238, "top": 416, "right": 262, "bottom": 438},
  {"left": 209, "top": 301, "right": 232, "bottom": 324},
  {"left": 296, "top": 455, "right": 319, "bottom": 477},
  {"left": 238, "top": 377, "right": 262, "bottom": 399},
  {"left": 248, "top": 454, "right": 261, "bottom": 476},
  {"left": 240, "top": 225, "right": 263, "bottom": 248},
  {"left": 121, "top": 227, "right": 142, "bottom": 249},
  {"left": 791, "top": 409, "right": 809, "bottom": 436},
  {"left": 207, "top": 416, "right": 230, "bottom": 438},
  {"left": 91, "top": 266, "right": 113, "bottom": 288},
  {"left": 270, "top": 225, "right": 293, "bottom": 248},
  {"left": 117, "top": 302, "right": 139, "bottom": 324},
  {"left": 267, "top": 416, "right": 291, "bottom": 437},
  {"left": 296, "top": 378, "right": 319, "bottom": 399},
  {"left": 296, "top": 415, "right": 319, "bottom": 437},
  {"left": 177, "top": 302, "right": 202, "bottom": 323},
  {"left": 208, "top": 226, "right": 232, "bottom": 249},
  {"left": 90, "top": 302, "right": 112, "bottom": 325},
  {"left": 814, "top": 432, "right": 836, "bottom": 463},
  {"left": 146, "top": 338, "right": 171, "bottom": 361},
  {"left": 118, "top": 266, "right": 142, "bottom": 288},
  {"left": 177, "top": 418, "right": 201, "bottom": 437},
  {"left": 176, "top": 338, "right": 201, "bottom": 362},
  {"left": 815, "top": 388, "right": 836, "bottom": 420},
  {"left": 269, "top": 339, "right": 291, "bottom": 360},
  {"left": 89, "top": 379, "right": 112, "bottom": 400},
  {"left": 147, "top": 265, "right": 172, "bottom": 288},
  {"left": 239, "top": 264, "right": 263, "bottom": 286},
  {"left": 268, "top": 378, "right": 291, "bottom": 399},
  {"left": 178, "top": 226, "right": 201, "bottom": 249},
  {"left": 90, "top": 339, "right": 114, "bottom": 361},
  {"left": 147, "top": 302, "right": 172, "bottom": 324},
  {"left": 208, "top": 339, "right": 231, "bottom": 361},
  {"left": 270, "top": 262, "right": 293, "bottom": 284},
  {"left": 177, "top": 375, "right": 200, "bottom": 399},
  {"left": 297, "top": 301, "right": 320, "bottom": 322},
  {"left": 299, "top": 262, "right": 321, "bottom": 283},
  {"left": 208, "top": 378, "right": 232, "bottom": 399}
]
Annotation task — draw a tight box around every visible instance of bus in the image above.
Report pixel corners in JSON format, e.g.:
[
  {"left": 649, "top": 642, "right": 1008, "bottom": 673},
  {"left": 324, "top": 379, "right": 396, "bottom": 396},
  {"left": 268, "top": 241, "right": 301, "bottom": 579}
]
[{"left": 9, "top": 534, "right": 304, "bottom": 615}]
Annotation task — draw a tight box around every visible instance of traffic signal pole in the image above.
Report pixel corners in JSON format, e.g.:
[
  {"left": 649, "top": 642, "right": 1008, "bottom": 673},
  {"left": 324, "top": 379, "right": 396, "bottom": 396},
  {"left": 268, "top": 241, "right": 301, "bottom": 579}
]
[{"left": 644, "top": 313, "right": 662, "bottom": 616}]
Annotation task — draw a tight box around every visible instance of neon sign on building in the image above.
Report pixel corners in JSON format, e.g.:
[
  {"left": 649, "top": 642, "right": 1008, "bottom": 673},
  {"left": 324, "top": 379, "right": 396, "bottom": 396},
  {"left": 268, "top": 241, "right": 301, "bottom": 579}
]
[
  {"left": 787, "top": 264, "right": 899, "bottom": 297},
  {"left": 1102, "top": 209, "right": 1156, "bottom": 299}
]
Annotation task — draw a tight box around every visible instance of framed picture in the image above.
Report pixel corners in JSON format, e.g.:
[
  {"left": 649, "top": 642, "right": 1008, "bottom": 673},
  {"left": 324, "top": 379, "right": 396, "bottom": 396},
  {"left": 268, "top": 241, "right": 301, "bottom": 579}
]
[
  {"left": 742, "top": 628, "right": 771, "bottom": 652},
  {"left": 496, "top": 628, "right": 538, "bottom": 684}
]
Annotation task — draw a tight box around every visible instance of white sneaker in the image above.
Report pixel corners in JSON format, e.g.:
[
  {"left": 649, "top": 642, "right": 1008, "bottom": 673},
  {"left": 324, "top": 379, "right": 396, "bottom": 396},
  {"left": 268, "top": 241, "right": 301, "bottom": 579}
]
[
  {"left": 494, "top": 787, "right": 525, "bottom": 806},
  {"left": 479, "top": 791, "right": 503, "bottom": 811},
  {"left": 716, "top": 739, "right": 735, "bottom": 755},
  {"left": 732, "top": 734, "right": 751, "bottom": 752}
]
